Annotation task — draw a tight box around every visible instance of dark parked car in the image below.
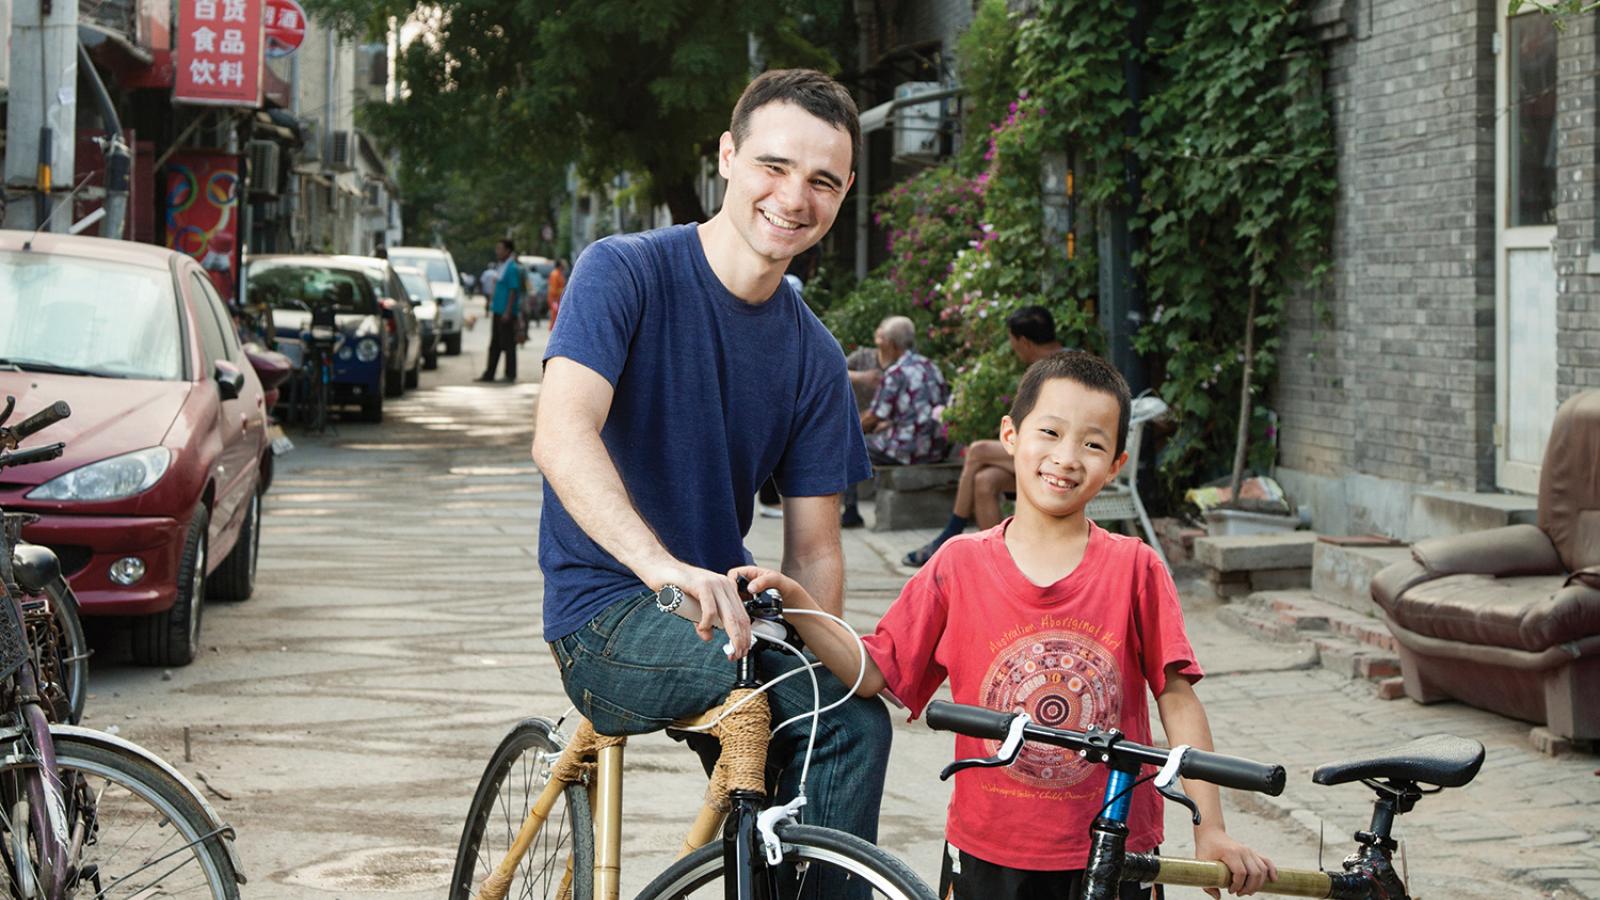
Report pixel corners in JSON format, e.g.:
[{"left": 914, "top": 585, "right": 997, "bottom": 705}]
[
  {"left": 0, "top": 230, "right": 274, "bottom": 666},
  {"left": 244, "top": 256, "right": 391, "bottom": 422},
  {"left": 335, "top": 255, "right": 423, "bottom": 393}
]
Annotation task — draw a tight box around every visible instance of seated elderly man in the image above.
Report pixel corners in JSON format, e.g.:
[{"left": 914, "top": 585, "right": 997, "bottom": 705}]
[{"left": 841, "top": 315, "right": 949, "bottom": 528}]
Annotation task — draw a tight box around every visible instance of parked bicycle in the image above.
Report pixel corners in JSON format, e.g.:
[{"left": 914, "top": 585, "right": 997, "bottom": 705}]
[
  {"left": 0, "top": 396, "right": 245, "bottom": 898},
  {"left": 925, "top": 700, "right": 1484, "bottom": 900},
  {"left": 0, "top": 400, "right": 87, "bottom": 727},
  {"left": 280, "top": 299, "right": 340, "bottom": 433},
  {"left": 452, "top": 580, "right": 935, "bottom": 900}
]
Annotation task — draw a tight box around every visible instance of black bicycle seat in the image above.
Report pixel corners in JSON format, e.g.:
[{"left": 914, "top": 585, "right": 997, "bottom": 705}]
[{"left": 1312, "top": 734, "right": 1485, "bottom": 788}]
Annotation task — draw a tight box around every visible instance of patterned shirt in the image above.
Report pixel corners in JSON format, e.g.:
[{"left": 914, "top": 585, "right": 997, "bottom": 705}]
[{"left": 866, "top": 350, "right": 949, "bottom": 465}]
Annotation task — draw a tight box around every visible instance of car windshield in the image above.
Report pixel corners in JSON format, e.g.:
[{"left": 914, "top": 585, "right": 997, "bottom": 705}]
[
  {"left": 389, "top": 253, "right": 452, "bottom": 283},
  {"left": 0, "top": 251, "right": 182, "bottom": 380},
  {"left": 247, "top": 264, "right": 378, "bottom": 315},
  {"left": 397, "top": 270, "right": 432, "bottom": 302}
]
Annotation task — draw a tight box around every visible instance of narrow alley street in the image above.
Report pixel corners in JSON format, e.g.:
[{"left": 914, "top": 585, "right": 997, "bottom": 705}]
[{"left": 68, "top": 303, "right": 1596, "bottom": 898}]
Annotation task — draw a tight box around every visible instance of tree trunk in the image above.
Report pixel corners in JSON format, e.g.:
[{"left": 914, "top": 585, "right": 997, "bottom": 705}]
[
  {"left": 1228, "top": 284, "right": 1258, "bottom": 502},
  {"left": 661, "top": 175, "right": 708, "bottom": 224}
]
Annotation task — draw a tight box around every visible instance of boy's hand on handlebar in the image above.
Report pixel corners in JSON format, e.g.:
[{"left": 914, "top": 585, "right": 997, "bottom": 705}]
[
  {"left": 650, "top": 565, "right": 753, "bottom": 659},
  {"left": 1195, "top": 828, "right": 1276, "bottom": 897}
]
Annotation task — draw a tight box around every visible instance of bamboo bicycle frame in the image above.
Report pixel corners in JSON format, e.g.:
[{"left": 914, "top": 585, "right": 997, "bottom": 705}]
[{"left": 476, "top": 690, "right": 772, "bottom": 900}]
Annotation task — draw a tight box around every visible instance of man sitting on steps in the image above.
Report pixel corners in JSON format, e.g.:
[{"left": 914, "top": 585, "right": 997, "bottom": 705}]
[{"left": 902, "top": 304, "right": 1061, "bottom": 564}]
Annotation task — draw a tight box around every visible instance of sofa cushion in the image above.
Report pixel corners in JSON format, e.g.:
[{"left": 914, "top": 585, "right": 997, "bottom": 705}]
[
  {"left": 1538, "top": 390, "right": 1600, "bottom": 573},
  {"left": 1387, "top": 574, "right": 1600, "bottom": 652}
]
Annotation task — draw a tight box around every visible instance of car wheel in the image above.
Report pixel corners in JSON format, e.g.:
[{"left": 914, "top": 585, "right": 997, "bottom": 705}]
[
  {"left": 444, "top": 333, "right": 462, "bottom": 356},
  {"left": 385, "top": 359, "right": 405, "bottom": 397},
  {"left": 423, "top": 346, "right": 438, "bottom": 370},
  {"left": 209, "top": 489, "right": 259, "bottom": 602},
  {"left": 132, "top": 505, "right": 207, "bottom": 667},
  {"left": 362, "top": 386, "right": 384, "bottom": 423}
]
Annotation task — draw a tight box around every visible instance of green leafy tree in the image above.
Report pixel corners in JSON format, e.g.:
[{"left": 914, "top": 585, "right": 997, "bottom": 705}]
[{"left": 307, "top": 0, "right": 854, "bottom": 225}]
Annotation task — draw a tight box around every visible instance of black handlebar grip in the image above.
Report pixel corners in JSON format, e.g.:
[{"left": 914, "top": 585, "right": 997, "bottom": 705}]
[
  {"left": 12, "top": 402, "right": 70, "bottom": 439},
  {"left": 924, "top": 701, "right": 1017, "bottom": 741},
  {"left": 1181, "top": 748, "right": 1286, "bottom": 796},
  {"left": 0, "top": 442, "right": 66, "bottom": 469}
]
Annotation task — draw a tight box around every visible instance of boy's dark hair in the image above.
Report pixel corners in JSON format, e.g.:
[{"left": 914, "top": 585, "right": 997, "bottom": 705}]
[
  {"left": 1006, "top": 305, "right": 1056, "bottom": 345},
  {"left": 1008, "top": 351, "right": 1132, "bottom": 457},
  {"left": 731, "top": 69, "right": 860, "bottom": 170},
  {"left": 497, "top": 238, "right": 516, "bottom": 253}
]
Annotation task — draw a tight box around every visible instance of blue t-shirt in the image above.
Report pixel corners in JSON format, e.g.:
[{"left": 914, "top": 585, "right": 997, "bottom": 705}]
[
  {"left": 491, "top": 259, "right": 523, "bottom": 315},
  {"left": 539, "top": 224, "right": 871, "bottom": 640}
]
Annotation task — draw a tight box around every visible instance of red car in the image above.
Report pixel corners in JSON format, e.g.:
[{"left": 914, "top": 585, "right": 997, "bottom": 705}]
[{"left": 0, "top": 231, "right": 274, "bottom": 666}]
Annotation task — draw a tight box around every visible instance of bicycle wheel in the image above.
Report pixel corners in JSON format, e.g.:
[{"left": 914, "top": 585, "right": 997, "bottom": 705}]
[
  {"left": 635, "top": 823, "right": 934, "bottom": 900},
  {"left": 0, "top": 734, "right": 240, "bottom": 898},
  {"left": 36, "top": 578, "right": 87, "bottom": 725},
  {"left": 451, "top": 717, "right": 594, "bottom": 900}
]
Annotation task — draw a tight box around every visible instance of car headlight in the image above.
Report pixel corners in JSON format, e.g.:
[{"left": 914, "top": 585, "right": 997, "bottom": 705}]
[
  {"left": 337, "top": 345, "right": 354, "bottom": 361},
  {"left": 26, "top": 447, "right": 172, "bottom": 502},
  {"left": 356, "top": 338, "right": 380, "bottom": 362}
]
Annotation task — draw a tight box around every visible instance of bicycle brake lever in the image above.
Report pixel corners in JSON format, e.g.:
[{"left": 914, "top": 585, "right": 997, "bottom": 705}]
[
  {"left": 939, "top": 713, "right": 1030, "bottom": 781},
  {"left": 0, "top": 395, "right": 14, "bottom": 429},
  {"left": 1154, "top": 744, "right": 1202, "bottom": 825}
]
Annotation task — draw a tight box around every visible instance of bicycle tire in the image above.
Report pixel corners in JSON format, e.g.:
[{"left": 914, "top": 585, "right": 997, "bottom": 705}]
[
  {"left": 39, "top": 578, "right": 87, "bottom": 724},
  {"left": 635, "top": 823, "right": 935, "bottom": 900},
  {"left": 0, "top": 733, "right": 240, "bottom": 898},
  {"left": 451, "top": 717, "right": 594, "bottom": 900}
]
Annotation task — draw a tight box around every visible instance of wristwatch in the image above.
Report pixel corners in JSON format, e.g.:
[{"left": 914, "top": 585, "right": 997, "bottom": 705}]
[{"left": 655, "top": 584, "right": 686, "bottom": 614}]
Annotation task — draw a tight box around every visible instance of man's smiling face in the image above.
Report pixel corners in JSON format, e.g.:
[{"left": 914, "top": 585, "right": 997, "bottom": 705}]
[{"left": 717, "top": 101, "right": 854, "bottom": 266}]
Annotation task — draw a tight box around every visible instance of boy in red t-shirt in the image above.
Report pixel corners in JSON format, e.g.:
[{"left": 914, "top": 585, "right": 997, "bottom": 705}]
[{"left": 734, "top": 350, "right": 1276, "bottom": 900}]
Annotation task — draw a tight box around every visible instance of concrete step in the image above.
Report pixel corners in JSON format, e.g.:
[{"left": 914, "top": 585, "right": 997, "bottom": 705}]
[
  {"left": 1310, "top": 541, "right": 1413, "bottom": 617},
  {"left": 1407, "top": 490, "right": 1537, "bottom": 541},
  {"left": 1218, "top": 590, "right": 1401, "bottom": 685}
]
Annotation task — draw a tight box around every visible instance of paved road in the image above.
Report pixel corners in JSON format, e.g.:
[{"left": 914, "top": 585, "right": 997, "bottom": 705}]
[{"left": 76, "top": 302, "right": 1596, "bottom": 898}]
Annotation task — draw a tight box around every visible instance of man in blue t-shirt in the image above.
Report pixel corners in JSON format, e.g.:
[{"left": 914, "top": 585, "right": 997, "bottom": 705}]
[{"left": 533, "top": 70, "right": 888, "bottom": 859}]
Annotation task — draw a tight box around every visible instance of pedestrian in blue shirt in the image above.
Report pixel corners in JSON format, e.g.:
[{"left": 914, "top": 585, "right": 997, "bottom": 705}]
[{"left": 477, "top": 238, "right": 523, "bottom": 382}]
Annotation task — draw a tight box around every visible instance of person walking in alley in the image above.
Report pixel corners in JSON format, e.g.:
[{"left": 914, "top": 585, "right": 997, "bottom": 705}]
[
  {"left": 531, "top": 69, "right": 888, "bottom": 886},
  {"left": 477, "top": 239, "right": 524, "bottom": 383},
  {"left": 546, "top": 258, "right": 568, "bottom": 331}
]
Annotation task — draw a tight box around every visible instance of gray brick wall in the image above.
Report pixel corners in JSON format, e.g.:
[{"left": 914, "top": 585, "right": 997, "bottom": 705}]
[
  {"left": 1555, "top": 13, "right": 1600, "bottom": 394},
  {"left": 1277, "top": 0, "right": 1501, "bottom": 492}
]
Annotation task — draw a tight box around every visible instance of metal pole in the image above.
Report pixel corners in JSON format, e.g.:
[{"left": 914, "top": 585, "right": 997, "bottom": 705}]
[
  {"left": 4, "top": 0, "right": 79, "bottom": 230},
  {"left": 77, "top": 42, "right": 129, "bottom": 240}
]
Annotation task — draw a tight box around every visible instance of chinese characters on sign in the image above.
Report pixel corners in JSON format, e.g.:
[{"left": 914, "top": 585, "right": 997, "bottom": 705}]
[
  {"left": 175, "top": 0, "right": 264, "bottom": 106},
  {"left": 265, "top": 0, "right": 308, "bottom": 58}
]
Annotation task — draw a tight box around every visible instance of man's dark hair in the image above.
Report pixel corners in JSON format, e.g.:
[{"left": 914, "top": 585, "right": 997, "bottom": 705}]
[
  {"left": 731, "top": 69, "right": 860, "bottom": 170},
  {"left": 497, "top": 238, "right": 515, "bottom": 253},
  {"left": 1008, "top": 351, "right": 1132, "bottom": 457},
  {"left": 1006, "top": 305, "right": 1056, "bottom": 345}
]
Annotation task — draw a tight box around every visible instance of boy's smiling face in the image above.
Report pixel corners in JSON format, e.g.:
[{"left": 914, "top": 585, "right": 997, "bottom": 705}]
[{"left": 1000, "top": 377, "right": 1127, "bottom": 519}]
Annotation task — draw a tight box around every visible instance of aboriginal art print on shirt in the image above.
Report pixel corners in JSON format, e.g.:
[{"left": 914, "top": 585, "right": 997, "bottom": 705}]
[{"left": 979, "top": 626, "right": 1121, "bottom": 789}]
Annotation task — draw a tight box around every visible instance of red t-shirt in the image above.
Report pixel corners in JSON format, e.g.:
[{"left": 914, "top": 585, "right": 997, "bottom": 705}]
[{"left": 862, "top": 520, "right": 1202, "bottom": 871}]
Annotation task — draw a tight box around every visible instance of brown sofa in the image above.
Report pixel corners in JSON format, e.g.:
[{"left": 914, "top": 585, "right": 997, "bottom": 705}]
[{"left": 1371, "top": 390, "right": 1600, "bottom": 741}]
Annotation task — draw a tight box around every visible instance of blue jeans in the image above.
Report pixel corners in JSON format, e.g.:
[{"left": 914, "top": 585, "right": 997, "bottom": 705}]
[{"left": 549, "top": 590, "right": 891, "bottom": 847}]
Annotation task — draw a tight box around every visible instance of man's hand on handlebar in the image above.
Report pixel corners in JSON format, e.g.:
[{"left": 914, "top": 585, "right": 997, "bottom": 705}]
[{"left": 648, "top": 565, "right": 753, "bottom": 659}]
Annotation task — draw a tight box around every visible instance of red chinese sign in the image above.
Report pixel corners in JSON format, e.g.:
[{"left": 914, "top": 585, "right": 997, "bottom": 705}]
[
  {"left": 264, "top": 0, "right": 306, "bottom": 58},
  {"left": 175, "top": 0, "right": 264, "bottom": 107}
]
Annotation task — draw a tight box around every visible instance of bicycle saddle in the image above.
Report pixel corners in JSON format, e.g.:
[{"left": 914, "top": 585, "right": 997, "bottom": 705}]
[
  {"left": 1311, "top": 733, "right": 1484, "bottom": 788},
  {"left": 11, "top": 543, "right": 61, "bottom": 595}
]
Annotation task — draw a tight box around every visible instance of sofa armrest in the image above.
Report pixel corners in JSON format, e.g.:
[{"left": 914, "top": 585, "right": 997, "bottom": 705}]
[
  {"left": 1412, "top": 524, "right": 1564, "bottom": 578},
  {"left": 1371, "top": 559, "right": 1433, "bottom": 614}
]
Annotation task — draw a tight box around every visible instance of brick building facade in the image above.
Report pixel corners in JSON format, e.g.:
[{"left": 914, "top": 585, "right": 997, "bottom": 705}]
[{"left": 1273, "top": 0, "right": 1600, "bottom": 538}]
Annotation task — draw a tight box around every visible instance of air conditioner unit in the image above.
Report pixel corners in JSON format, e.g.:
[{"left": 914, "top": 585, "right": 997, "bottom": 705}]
[
  {"left": 892, "top": 81, "right": 943, "bottom": 162},
  {"left": 247, "top": 140, "right": 281, "bottom": 198},
  {"left": 327, "top": 130, "right": 355, "bottom": 171}
]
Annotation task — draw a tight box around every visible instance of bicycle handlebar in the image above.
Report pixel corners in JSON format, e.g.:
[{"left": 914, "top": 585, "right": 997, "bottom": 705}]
[
  {"left": 0, "top": 443, "right": 66, "bottom": 470},
  {"left": 925, "top": 700, "right": 1285, "bottom": 796},
  {"left": 10, "top": 402, "right": 70, "bottom": 442}
]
